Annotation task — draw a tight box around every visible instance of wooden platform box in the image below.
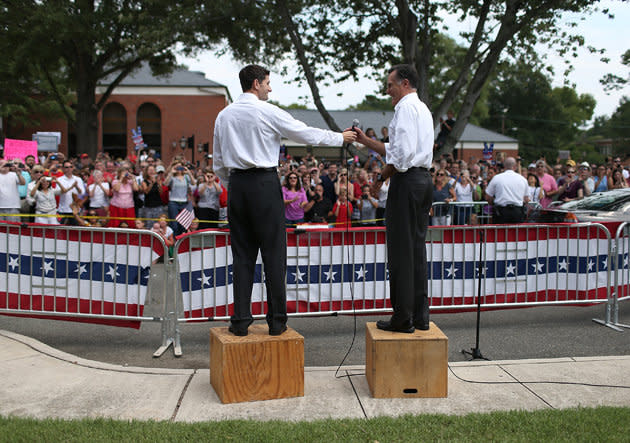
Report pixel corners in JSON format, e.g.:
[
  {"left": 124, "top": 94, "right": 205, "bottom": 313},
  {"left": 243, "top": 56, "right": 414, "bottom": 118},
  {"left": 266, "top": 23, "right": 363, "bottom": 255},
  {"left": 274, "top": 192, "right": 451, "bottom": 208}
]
[
  {"left": 366, "top": 321, "right": 448, "bottom": 398},
  {"left": 210, "top": 324, "right": 304, "bottom": 404}
]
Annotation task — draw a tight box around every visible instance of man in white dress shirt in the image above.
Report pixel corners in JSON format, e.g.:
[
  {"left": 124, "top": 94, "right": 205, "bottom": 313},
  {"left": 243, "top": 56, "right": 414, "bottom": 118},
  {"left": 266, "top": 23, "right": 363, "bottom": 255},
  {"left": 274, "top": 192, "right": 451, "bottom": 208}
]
[
  {"left": 485, "top": 156, "right": 529, "bottom": 223},
  {"left": 213, "top": 64, "right": 356, "bottom": 336},
  {"left": 354, "top": 64, "right": 434, "bottom": 333}
]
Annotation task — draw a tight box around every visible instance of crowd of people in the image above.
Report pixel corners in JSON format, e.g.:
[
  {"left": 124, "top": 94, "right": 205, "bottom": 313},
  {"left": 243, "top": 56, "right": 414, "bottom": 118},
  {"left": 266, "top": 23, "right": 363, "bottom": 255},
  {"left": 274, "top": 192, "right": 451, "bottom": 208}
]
[{"left": 0, "top": 148, "right": 629, "bottom": 234}]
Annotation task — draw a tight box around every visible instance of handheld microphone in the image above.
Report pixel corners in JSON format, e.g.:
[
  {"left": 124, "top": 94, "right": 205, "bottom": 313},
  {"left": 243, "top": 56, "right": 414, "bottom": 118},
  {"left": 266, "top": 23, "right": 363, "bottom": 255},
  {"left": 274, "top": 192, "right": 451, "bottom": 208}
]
[{"left": 352, "top": 119, "right": 360, "bottom": 132}]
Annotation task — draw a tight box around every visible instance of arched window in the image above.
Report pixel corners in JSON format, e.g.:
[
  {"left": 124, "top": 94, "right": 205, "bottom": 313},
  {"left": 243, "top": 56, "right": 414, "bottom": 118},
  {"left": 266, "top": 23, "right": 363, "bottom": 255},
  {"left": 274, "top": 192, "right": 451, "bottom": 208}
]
[
  {"left": 137, "top": 102, "right": 161, "bottom": 154},
  {"left": 102, "top": 102, "right": 127, "bottom": 159}
]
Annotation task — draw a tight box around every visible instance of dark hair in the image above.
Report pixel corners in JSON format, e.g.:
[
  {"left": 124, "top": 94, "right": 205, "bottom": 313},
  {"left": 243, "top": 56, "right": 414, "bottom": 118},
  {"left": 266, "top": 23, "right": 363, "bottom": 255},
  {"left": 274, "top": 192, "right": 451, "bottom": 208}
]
[
  {"left": 283, "top": 173, "right": 302, "bottom": 191},
  {"left": 389, "top": 64, "right": 419, "bottom": 89},
  {"left": 239, "top": 64, "right": 270, "bottom": 92},
  {"left": 527, "top": 173, "right": 540, "bottom": 187}
]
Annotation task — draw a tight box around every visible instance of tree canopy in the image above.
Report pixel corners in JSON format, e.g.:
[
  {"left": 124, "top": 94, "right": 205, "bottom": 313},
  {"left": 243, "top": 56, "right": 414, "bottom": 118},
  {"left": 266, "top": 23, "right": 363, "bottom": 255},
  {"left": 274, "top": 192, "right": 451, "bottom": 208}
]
[
  {"left": 1, "top": 0, "right": 231, "bottom": 157},
  {"left": 214, "top": 0, "right": 607, "bottom": 156}
]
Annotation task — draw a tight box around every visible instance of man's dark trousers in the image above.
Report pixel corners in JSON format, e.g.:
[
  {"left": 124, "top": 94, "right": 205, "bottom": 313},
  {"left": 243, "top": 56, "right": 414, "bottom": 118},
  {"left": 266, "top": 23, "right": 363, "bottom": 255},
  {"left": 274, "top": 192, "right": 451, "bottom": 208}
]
[
  {"left": 385, "top": 168, "right": 433, "bottom": 329},
  {"left": 227, "top": 169, "right": 287, "bottom": 332}
]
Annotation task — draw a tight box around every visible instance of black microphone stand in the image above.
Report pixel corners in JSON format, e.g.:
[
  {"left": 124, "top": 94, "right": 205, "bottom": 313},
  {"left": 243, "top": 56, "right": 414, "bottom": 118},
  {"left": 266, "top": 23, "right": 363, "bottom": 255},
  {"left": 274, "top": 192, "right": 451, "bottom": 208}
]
[{"left": 462, "top": 229, "right": 490, "bottom": 361}]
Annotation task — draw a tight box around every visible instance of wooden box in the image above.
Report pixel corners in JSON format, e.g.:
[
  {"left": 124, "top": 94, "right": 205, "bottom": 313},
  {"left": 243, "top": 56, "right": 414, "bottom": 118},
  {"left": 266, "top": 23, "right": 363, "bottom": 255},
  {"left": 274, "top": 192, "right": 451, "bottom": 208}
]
[
  {"left": 366, "top": 321, "right": 448, "bottom": 398},
  {"left": 210, "top": 324, "right": 304, "bottom": 403}
]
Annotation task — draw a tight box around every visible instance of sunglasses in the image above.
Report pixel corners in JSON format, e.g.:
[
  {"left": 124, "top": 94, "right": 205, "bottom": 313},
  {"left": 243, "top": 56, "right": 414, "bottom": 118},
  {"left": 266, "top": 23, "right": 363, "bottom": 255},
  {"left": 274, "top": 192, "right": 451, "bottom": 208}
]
[
  {"left": 437, "top": 173, "right": 446, "bottom": 176},
  {"left": 289, "top": 176, "right": 298, "bottom": 179},
  {"left": 567, "top": 170, "right": 576, "bottom": 174}
]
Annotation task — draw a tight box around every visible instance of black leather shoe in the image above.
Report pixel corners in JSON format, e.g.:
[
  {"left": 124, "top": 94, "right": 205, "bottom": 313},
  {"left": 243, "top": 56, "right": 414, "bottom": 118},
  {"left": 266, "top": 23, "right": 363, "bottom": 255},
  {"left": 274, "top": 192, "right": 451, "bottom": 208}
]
[
  {"left": 269, "top": 325, "right": 287, "bottom": 336},
  {"left": 228, "top": 325, "right": 248, "bottom": 336},
  {"left": 413, "top": 322, "right": 430, "bottom": 331},
  {"left": 376, "top": 319, "right": 415, "bottom": 333}
]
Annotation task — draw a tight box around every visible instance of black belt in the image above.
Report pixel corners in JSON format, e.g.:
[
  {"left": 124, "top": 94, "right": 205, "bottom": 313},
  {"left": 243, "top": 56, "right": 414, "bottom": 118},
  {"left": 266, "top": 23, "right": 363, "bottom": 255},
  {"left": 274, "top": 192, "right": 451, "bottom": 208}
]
[
  {"left": 231, "top": 167, "right": 277, "bottom": 175},
  {"left": 496, "top": 204, "right": 522, "bottom": 209}
]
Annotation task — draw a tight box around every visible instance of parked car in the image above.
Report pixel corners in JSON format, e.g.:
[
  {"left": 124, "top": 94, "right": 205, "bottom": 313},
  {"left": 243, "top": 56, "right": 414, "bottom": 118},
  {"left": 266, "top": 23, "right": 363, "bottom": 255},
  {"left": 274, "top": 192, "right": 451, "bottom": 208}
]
[{"left": 530, "top": 188, "right": 630, "bottom": 223}]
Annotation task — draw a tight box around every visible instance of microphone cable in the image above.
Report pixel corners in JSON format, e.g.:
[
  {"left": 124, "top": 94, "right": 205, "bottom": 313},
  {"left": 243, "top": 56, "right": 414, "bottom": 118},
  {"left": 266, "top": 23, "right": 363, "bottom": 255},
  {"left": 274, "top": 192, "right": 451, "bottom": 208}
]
[{"left": 335, "top": 120, "right": 362, "bottom": 379}]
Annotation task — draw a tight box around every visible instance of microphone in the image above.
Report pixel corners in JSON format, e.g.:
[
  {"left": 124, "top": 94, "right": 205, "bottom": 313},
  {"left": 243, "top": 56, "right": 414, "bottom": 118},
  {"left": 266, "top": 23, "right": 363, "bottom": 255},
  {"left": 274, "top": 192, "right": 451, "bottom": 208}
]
[{"left": 352, "top": 119, "right": 360, "bottom": 132}]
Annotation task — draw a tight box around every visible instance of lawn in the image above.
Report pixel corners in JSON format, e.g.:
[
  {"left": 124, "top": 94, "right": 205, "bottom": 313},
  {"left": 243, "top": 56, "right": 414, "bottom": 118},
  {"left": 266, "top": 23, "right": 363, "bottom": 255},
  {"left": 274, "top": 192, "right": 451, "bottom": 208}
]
[{"left": 1, "top": 406, "right": 629, "bottom": 442}]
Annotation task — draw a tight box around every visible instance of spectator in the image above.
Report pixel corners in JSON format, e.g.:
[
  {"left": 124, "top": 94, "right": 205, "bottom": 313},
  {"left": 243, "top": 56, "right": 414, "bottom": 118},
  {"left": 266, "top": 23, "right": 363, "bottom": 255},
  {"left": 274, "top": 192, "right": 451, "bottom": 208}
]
[
  {"left": 434, "top": 110, "right": 455, "bottom": 150},
  {"left": 485, "top": 157, "right": 529, "bottom": 224},
  {"left": 526, "top": 173, "right": 544, "bottom": 206},
  {"left": 56, "top": 161, "right": 85, "bottom": 225},
  {"left": 108, "top": 166, "right": 139, "bottom": 227},
  {"left": 24, "top": 155, "right": 36, "bottom": 170},
  {"left": 30, "top": 175, "right": 60, "bottom": 224},
  {"left": 334, "top": 168, "right": 355, "bottom": 204},
  {"left": 357, "top": 184, "right": 378, "bottom": 226},
  {"left": 196, "top": 170, "right": 222, "bottom": 229},
  {"left": 141, "top": 165, "right": 166, "bottom": 224},
  {"left": 431, "top": 168, "right": 456, "bottom": 225},
  {"left": 304, "top": 183, "right": 333, "bottom": 223},
  {"left": 282, "top": 172, "right": 308, "bottom": 227},
  {"left": 454, "top": 170, "right": 475, "bottom": 224},
  {"left": 557, "top": 166, "right": 584, "bottom": 202},
  {"left": 165, "top": 161, "right": 195, "bottom": 236},
  {"left": 372, "top": 167, "right": 389, "bottom": 226},
  {"left": 609, "top": 168, "right": 628, "bottom": 190},
  {"left": 320, "top": 163, "right": 338, "bottom": 202},
  {"left": 25, "top": 165, "right": 45, "bottom": 220},
  {"left": 380, "top": 126, "right": 389, "bottom": 143},
  {"left": 535, "top": 160, "right": 559, "bottom": 208},
  {"left": 330, "top": 188, "right": 352, "bottom": 227},
  {"left": 87, "top": 170, "right": 110, "bottom": 219},
  {"left": 578, "top": 162, "right": 594, "bottom": 196},
  {"left": 151, "top": 214, "right": 175, "bottom": 249},
  {"left": 593, "top": 165, "right": 609, "bottom": 193},
  {"left": 0, "top": 160, "right": 26, "bottom": 222}
]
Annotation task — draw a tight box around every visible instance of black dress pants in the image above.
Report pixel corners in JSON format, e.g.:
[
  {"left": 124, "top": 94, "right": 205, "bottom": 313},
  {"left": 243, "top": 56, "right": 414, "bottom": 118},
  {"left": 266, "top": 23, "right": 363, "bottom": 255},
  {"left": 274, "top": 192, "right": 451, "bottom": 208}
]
[
  {"left": 227, "top": 169, "right": 287, "bottom": 331},
  {"left": 385, "top": 168, "right": 433, "bottom": 328},
  {"left": 493, "top": 205, "right": 525, "bottom": 224}
]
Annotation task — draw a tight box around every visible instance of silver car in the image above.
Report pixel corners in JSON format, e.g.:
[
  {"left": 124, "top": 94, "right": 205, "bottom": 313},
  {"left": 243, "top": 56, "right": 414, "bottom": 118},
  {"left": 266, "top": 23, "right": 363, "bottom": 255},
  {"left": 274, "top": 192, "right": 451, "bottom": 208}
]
[{"left": 540, "top": 188, "right": 630, "bottom": 223}]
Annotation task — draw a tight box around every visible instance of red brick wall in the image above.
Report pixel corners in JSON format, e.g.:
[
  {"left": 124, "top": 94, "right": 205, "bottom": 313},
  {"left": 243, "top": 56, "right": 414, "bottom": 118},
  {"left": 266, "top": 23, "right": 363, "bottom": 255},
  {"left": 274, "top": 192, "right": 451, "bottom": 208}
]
[{"left": 6, "top": 93, "right": 227, "bottom": 165}]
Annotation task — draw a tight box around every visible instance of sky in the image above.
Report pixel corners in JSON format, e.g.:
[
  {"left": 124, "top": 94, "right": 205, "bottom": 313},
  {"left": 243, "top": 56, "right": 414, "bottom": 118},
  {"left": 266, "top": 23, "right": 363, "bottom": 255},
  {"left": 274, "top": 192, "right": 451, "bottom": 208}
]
[{"left": 177, "top": 1, "right": 629, "bottom": 121}]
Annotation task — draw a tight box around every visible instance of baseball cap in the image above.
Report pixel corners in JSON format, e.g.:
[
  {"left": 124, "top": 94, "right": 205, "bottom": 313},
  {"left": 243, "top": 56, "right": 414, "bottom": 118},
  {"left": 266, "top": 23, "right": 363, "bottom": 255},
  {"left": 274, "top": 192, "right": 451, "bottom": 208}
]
[
  {"left": 156, "top": 165, "right": 165, "bottom": 173},
  {"left": 80, "top": 153, "right": 89, "bottom": 159},
  {"left": 579, "top": 161, "right": 590, "bottom": 169},
  {"left": 528, "top": 163, "right": 536, "bottom": 169},
  {"left": 565, "top": 159, "right": 576, "bottom": 167}
]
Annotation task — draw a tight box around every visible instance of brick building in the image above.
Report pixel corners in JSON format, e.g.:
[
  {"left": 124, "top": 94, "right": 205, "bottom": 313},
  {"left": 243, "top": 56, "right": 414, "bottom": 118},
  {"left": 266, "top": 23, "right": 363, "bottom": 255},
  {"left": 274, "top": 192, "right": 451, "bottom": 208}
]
[{"left": 7, "top": 63, "right": 230, "bottom": 164}]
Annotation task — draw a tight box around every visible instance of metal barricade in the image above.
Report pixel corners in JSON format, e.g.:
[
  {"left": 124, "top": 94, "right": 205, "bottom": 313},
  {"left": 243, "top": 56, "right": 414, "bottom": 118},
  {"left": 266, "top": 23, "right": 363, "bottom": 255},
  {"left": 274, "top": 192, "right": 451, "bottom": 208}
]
[
  {"left": 431, "top": 201, "right": 493, "bottom": 225},
  {"left": 607, "top": 222, "right": 629, "bottom": 330},
  {"left": 0, "top": 222, "right": 170, "bottom": 353},
  {"left": 168, "top": 222, "right": 614, "bottom": 356}
]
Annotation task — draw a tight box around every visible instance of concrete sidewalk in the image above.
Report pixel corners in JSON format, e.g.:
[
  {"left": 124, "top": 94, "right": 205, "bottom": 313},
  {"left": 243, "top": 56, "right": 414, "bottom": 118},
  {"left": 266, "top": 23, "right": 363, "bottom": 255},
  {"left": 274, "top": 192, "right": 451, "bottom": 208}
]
[{"left": 2, "top": 329, "right": 629, "bottom": 422}]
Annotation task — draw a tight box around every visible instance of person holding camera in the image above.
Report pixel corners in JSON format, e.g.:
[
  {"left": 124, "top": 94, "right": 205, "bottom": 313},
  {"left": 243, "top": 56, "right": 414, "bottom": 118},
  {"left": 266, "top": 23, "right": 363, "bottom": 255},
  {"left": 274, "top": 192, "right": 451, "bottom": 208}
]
[
  {"left": 196, "top": 169, "right": 222, "bottom": 229},
  {"left": 30, "top": 174, "right": 60, "bottom": 224},
  {"left": 108, "top": 166, "right": 139, "bottom": 227},
  {"left": 165, "top": 162, "right": 196, "bottom": 235},
  {"left": 357, "top": 184, "right": 378, "bottom": 226},
  {"left": 304, "top": 183, "right": 332, "bottom": 223},
  {"left": 0, "top": 160, "right": 27, "bottom": 222}
]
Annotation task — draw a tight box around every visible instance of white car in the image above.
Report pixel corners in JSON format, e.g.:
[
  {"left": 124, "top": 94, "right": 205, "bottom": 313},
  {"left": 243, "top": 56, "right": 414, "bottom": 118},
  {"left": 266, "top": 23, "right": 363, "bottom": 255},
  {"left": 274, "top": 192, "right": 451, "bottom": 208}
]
[{"left": 538, "top": 188, "right": 630, "bottom": 223}]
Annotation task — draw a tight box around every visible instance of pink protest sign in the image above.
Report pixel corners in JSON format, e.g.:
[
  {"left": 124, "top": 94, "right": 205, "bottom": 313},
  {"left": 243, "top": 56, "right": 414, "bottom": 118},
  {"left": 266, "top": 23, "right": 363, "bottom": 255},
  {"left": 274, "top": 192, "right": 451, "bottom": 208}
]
[{"left": 3, "top": 139, "right": 39, "bottom": 163}]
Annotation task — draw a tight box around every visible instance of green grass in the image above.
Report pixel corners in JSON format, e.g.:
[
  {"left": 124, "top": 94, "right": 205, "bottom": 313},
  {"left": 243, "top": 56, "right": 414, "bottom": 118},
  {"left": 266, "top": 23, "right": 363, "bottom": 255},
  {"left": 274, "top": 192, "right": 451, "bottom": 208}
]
[{"left": 1, "top": 407, "right": 629, "bottom": 442}]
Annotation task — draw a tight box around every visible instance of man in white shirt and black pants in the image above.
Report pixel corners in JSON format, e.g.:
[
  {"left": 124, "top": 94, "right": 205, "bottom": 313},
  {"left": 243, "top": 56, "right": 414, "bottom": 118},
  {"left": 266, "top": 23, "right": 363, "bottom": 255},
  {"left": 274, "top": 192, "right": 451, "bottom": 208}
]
[
  {"left": 485, "top": 157, "right": 529, "bottom": 223},
  {"left": 213, "top": 64, "right": 356, "bottom": 336},
  {"left": 354, "top": 64, "right": 434, "bottom": 333}
]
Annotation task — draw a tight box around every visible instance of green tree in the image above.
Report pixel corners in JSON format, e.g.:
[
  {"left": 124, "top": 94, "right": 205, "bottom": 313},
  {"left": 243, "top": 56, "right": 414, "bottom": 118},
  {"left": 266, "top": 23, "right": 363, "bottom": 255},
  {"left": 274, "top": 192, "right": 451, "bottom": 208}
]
[
  {"left": 1, "top": 0, "right": 229, "bottom": 157},
  {"left": 587, "top": 96, "right": 630, "bottom": 156},
  {"left": 480, "top": 60, "right": 595, "bottom": 162},
  {"left": 217, "top": 0, "right": 606, "bottom": 156},
  {"left": 346, "top": 95, "right": 393, "bottom": 111},
  {"left": 601, "top": 49, "right": 630, "bottom": 92}
]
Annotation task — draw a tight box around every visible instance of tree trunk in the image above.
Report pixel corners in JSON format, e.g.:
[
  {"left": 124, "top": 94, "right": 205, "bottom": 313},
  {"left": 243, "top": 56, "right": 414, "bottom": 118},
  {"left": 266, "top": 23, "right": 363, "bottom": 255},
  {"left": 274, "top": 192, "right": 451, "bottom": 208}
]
[{"left": 74, "top": 68, "right": 99, "bottom": 158}]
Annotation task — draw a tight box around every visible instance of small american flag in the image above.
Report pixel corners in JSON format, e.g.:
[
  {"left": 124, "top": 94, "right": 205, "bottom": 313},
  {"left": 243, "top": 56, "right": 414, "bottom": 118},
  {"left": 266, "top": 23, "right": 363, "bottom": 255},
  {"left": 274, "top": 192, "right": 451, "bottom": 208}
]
[{"left": 176, "top": 202, "right": 195, "bottom": 230}]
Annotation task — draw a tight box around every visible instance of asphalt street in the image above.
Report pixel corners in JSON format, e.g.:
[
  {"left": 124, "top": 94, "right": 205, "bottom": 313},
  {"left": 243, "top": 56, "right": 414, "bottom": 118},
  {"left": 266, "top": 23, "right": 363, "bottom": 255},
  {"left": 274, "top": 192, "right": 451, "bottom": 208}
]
[{"left": 1, "top": 301, "right": 628, "bottom": 370}]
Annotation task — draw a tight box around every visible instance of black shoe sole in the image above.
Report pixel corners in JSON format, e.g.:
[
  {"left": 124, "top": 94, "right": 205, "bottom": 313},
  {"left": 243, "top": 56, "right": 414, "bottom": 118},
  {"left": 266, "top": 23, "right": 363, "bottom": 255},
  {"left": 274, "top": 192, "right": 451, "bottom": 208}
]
[
  {"left": 414, "top": 324, "right": 430, "bottom": 331},
  {"left": 376, "top": 321, "right": 415, "bottom": 333},
  {"left": 228, "top": 326, "right": 248, "bottom": 336},
  {"left": 269, "top": 325, "right": 287, "bottom": 336}
]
